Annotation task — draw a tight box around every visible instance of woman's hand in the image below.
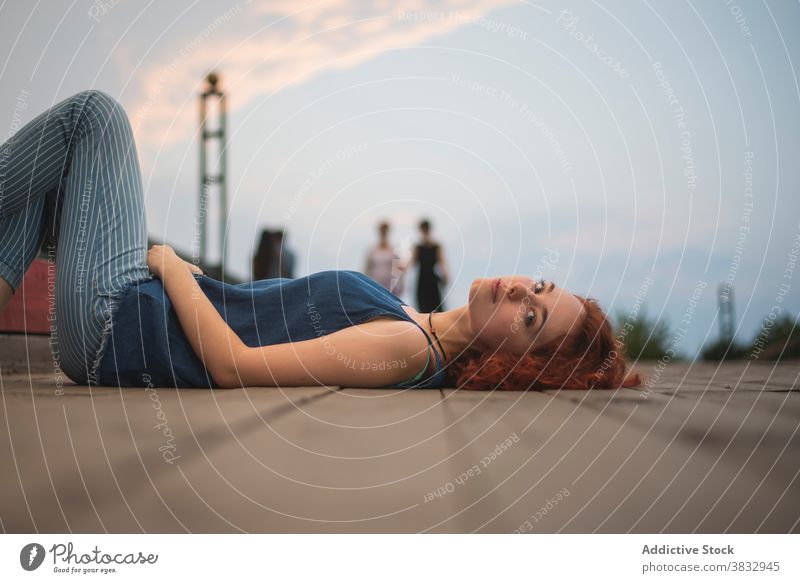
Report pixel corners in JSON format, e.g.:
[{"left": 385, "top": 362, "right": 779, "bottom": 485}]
[
  {"left": 184, "top": 260, "right": 204, "bottom": 276},
  {"left": 146, "top": 244, "right": 185, "bottom": 279},
  {"left": 149, "top": 243, "right": 246, "bottom": 387}
]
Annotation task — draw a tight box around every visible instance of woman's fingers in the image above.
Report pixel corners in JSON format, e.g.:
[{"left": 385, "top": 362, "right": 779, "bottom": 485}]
[
  {"left": 147, "top": 245, "right": 204, "bottom": 278},
  {"left": 185, "top": 260, "right": 203, "bottom": 275},
  {"left": 146, "top": 244, "right": 180, "bottom": 278},
  {"left": 146, "top": 245, "right": 163, "bottom": 277}
]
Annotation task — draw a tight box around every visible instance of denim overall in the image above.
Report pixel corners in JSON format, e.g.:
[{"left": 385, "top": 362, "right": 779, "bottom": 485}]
[{"left": 94, "top": 270, "right": 446, "bottom": 389}]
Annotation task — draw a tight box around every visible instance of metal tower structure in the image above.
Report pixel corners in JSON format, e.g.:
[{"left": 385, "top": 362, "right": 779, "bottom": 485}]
[
  {"left": 198, "top": 72, "right": 228, "bottom": 273},
  {"left": 718, "top": 283, "right": 735, "bottom": 345}
]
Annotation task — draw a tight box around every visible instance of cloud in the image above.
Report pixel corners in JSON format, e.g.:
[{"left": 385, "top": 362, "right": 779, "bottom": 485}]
[{"left": 127, "top": 0, "right": 521, "bottom": 153}]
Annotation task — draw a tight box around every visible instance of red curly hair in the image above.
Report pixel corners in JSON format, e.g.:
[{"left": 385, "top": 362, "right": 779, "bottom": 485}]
[{"left": 446, "top": 295, "right": 642, "bottom": 391}]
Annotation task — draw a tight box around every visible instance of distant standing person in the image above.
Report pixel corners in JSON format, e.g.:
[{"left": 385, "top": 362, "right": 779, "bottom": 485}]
[
  {"left": 364, "top": 221, "right": 404, "bottom": 295},
  {"left": 412, "top": 219, "right": 449, "bottom": 313},
  {"left": 270, "top": 229, "right": 295, "bottom": 279},
  {"left": 252, "top": 229, "right": 274, "bottom": 281}
]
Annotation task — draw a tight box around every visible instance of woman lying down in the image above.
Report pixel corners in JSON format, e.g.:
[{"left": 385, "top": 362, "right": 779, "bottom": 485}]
[{"left": 0, "top": 89, "right": 640, "bottom": 391}]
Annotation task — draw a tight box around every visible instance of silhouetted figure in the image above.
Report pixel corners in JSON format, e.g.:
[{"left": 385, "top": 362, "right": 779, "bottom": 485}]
[
  {"left": 252, "top": 229, "right": 274, "bottom": 281},
  {"left": 253, "top": 228, "right": 295, "bottom": 280},
  {"left": 412, "top": 219, "right": 449, "bottom": 312},
  {"left": 270, "top": 229, "right": 295, "bottom": 279},
  {"left": 364, "top": 221, "right": 404, "bottom": 295}
]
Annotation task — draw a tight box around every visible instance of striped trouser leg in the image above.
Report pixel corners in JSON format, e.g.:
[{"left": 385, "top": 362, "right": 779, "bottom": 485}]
[{"left": 0, "top": 89, "right": 151, "bottom": 384}]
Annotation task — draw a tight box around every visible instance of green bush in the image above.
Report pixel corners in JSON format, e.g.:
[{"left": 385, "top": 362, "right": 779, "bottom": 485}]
[
  {"left": 748, "top": 312, "right": 799, "bottom": 360},
  {"left": 700, "top": 338, "right": 747, "bottom": 361},
  {"left": 614, "top": 306, "right": 676, "bottom": 360},
  {"left": 701, "top": 312, "right": 799, "bottom": 361}
]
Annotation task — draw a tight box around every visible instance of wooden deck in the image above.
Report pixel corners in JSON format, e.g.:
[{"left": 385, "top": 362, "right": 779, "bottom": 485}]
[{"left": 1, "top": 360, "right": 798, "bottom": 533}]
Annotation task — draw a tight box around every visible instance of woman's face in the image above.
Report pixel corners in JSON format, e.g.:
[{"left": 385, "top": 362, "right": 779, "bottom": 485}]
[{"left": 468, "top": 276, "right": 586, "bottom": 355}]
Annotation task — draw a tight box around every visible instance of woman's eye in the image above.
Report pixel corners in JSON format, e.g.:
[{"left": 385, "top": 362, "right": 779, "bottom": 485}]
[
  {"left": 535, "top": 278, "right": 546, "bottom": 293},
  {"left": 525, "top": 310, "right": 536, "bottom": 327}
]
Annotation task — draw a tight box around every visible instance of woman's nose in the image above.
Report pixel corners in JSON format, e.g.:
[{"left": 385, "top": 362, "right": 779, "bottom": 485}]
[{"left": 508, "top": 282, "right": 531, "bottom": 301}]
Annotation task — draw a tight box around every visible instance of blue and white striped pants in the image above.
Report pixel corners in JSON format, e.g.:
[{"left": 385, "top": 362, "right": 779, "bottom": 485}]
[{"left": 0, "top": 90, "right": 151, "bottom": 384}]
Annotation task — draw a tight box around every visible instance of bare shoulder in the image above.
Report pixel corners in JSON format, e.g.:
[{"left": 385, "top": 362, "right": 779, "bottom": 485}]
[{"left": 228, "top": 316, "right": 432, "bottom": 388}]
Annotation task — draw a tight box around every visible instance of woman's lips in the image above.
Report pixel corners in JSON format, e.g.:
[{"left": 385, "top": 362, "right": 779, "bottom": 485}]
[{"left": 492, "top": 278, "right": 500, "bottom": 303}]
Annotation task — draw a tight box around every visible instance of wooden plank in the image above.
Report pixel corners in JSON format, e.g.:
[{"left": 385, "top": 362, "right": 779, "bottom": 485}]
[
  {"left": 431, "top": 362, "right": 800, "bottom": 533},
  {"left": 0, "top": 360, "right": 798, "bottom": 533},
  {"left": 0, "top": 378, "right": 334, "bottom": 532},
  {"left": 0, "top": 334, "right": 54, "bottom": 374}
]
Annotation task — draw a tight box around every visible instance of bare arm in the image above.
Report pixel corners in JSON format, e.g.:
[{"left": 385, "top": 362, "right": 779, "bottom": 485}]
[
  {"left": 436, "top": 245, "right": 449, "bottom": 287},
  {"left": 148, "top": 244, "right": 431, "bottom": 389},
  {"left": 399, "top": 245, "right": 418, "bottom": 273},
  {"left": 229, "top": 319, "right": 431, "bottom": 388},
  {"left": 147, "top": 244, "right": 245, "bottom": 387}
]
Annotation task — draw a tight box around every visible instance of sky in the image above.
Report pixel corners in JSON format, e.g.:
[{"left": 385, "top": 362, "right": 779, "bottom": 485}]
[{"left": 1, "top": 0, "right": 799, "bottom": 359}]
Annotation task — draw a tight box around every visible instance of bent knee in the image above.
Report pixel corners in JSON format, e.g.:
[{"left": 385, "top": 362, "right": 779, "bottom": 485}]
[
  {"left": 72, "top": 89, "right": 131, "bottom": 128},
  {"left": 72, "top": 88, "right": 119, "bottom": 108}
]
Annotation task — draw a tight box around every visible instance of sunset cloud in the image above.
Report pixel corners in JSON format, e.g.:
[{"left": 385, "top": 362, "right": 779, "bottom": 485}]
[{"left": 127, "top": 0, "right": 521, "bottom": 151}]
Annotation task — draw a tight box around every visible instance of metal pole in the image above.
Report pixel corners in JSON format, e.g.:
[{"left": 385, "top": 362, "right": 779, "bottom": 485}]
[
  {"left": 219, "top": 91, "right": 228, "bottom": 273},
  {"left": 198, "top": 92, "right": 207, "bottom": 264},
  {"left": 718, "top": 283, "right": 735, "bottom": 345},
  {"left": 197, "top": 72, "right": 228, "bottom": 274}
]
